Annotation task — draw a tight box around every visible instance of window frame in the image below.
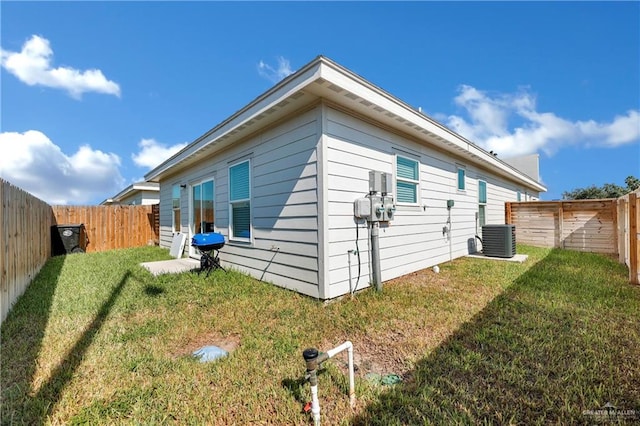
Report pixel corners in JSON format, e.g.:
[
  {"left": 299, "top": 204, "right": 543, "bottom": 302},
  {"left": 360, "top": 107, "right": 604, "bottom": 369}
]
[
  {"left": 228, "top": 159, "right": 252, "bottom": 242},
  {"left": 395, "top": 154, "right": 420, "bottom": 205},
  {"left": 457, "top": 166, "right": 466, "bottom": 191},
  {"left": 478, "top": 179, "right": 487, "bottom": 227},
  {"left": 172, "top": 184, "right": 181, "bottom": 234}
]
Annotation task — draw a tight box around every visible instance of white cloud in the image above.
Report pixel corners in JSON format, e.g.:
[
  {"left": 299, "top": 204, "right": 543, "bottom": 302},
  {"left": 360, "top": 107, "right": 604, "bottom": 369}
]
[
  {"left": 0, "top": 130, "right": 124, "bottom": 204},
  {"left": 0, "top": 35, "right": 121, "bottom": 99},
  {"left": 257, "top": 56, "right": 294, "bottom": 83},
  {"left": 446, "top": 85, "right": 640, "bottom": 157},
  {"left": 132, "top": 138, "right": 187, "bottom": 169}
]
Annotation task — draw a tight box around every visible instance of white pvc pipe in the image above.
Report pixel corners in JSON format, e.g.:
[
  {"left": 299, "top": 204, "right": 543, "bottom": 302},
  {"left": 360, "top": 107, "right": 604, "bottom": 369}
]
[
  {"left": 307, "top": 341, "right": 356, "bottom": 425},
  {"left": 310, "top": 383, "right": 321, "bottom": 426},
  {"left": 326, "top": 341, "right": 356, "bottom": 407}
]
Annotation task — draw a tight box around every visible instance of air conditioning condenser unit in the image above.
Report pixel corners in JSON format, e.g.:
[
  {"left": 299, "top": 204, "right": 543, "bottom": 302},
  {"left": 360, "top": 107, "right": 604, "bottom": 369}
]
[{"left": 482, "top": 224, "right": 516, "bottom": 258}]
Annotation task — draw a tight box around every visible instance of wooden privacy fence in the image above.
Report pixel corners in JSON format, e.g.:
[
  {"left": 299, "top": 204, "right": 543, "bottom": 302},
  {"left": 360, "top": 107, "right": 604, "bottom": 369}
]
[
  {"left": 1, "top": 178, "right": 53, "bottom": 323},
  {"left": 506, "top": 193, "right": 640, "bottom": 285},
  {"left": 505, "top": 199, "right": 618, "bottom": 254},
  {"left": 52, "top": 204, "right": 159, "bottom": 253},
  {"left": 1, "top": 177, "right": 161, "bottom": 324}
]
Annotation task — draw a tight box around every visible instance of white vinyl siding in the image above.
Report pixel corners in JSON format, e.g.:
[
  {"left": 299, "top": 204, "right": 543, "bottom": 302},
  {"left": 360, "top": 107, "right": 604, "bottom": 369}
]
[
  {"left": 229, "top": 160, "right": 251, "bottom": 241},
  {"left": 158, "top": 108, "right": 321, "bottom": 297},
  {"left": 324, "top": 107, "right": 537, "bottom": 298},
  {"left": 159, "top": 104, "right": 541, "bottom": 300}
]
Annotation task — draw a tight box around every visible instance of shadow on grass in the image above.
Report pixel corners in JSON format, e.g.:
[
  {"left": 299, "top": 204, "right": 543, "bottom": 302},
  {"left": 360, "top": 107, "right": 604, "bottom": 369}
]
[
  {"left": 1, "top": 254, "right": 65, "bottom": 425},
  {"left": 1, "top": 266, "right": 131, "bottom": 425},
  {"left": 352, "top": 249, "right": 640, "bottom": 425},
  {"left": 144, "top": 284, "right": 164, "bottom": 296}
]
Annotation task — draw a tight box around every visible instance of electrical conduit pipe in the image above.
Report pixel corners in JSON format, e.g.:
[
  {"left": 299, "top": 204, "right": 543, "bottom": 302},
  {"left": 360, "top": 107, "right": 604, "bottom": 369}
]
[{"left": 302, "top": 341, "right": 356, "bottom": 425}]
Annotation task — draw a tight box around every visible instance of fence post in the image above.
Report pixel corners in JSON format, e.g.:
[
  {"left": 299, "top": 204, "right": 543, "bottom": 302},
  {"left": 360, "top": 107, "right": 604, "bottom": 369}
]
[
  {"left": 617, "top": 198, "right": 626, "bottom": 264},
  {"left": 630, "top": 192, "right": 639, "bottom": 285},
  {"left": 505, "top": 202, "right": 512, "bottom": 225},
  {"left": 611, "top": 199, "right": 618, "bottom": 260}
]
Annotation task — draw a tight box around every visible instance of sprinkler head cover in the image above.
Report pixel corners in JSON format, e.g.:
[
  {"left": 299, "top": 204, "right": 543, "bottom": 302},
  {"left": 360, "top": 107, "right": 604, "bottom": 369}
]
[{"left": 303, "top": 348, "right": 319, "bottom": 362}]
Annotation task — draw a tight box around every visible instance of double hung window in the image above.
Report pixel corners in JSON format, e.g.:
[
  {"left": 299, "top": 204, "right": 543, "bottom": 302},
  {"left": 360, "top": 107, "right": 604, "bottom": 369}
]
[
  {"left": 229, "top": 160, "right": 251, "bottom": 240},
  {"left": 396, "top": 155, "right": 419, "bottom": 204},
  {"left": 172, "top": 185, "right": 181, "bottom": 233},
  {"left": 478, "top": 180, "right": 487, "bottom": 226}
]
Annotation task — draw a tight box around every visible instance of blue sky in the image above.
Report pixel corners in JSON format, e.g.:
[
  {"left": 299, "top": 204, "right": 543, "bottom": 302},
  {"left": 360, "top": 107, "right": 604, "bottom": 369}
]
[{"left": 1, "top": 2, "right": 638, "bottom": 204}]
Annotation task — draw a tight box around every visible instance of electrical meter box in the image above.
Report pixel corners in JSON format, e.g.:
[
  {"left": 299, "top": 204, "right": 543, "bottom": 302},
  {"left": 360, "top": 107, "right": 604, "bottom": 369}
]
[
  {"left": 447, "top": 199, "right": 455, "bottom": 209},
  {"left": 355, "top": 195, "right": 395, "bottom": 222},
  {"left": 382, "top": 195, "right": 395, "bottom": 221}
]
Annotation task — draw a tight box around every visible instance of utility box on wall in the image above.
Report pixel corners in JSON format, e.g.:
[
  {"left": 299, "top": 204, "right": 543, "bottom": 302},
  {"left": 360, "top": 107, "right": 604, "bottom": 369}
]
[{"left": 354, "top": 198, "right": 371, "bottom": 220}]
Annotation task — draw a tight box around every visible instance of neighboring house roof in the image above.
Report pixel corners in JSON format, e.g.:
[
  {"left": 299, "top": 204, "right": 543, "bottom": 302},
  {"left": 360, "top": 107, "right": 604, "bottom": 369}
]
[
  {"left": 503, "top": 154, "right": 541, "bottom": 184},
  {"left": 101, "top": 181, "right": 160, "bottom": 205},
  {"left": 145, "top": 56, "right": 546, "bottom": 193}
]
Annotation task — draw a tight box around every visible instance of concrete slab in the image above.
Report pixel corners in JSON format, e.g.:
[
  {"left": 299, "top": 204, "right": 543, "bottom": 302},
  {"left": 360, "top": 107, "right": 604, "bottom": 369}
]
[
  {"left": 141, "top": 258, "right": 200, "bottom": 276},
  {"left": 466, "top": 253, "right": 529, "bottom": 263}
]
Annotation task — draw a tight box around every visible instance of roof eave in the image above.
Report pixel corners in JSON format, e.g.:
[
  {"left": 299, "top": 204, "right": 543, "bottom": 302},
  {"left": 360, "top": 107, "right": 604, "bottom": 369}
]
[
  {"left": 145, "top": 55, "right": 546, "bottom": 193},
  {"left": 144, "top": 56, "right": 326, "bottom": 183}
]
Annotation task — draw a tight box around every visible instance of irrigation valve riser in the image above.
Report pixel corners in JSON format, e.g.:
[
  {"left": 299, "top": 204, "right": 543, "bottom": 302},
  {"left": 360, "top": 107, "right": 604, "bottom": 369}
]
[{"left": 302, "top": 342, "right": 356, "bottom": 425}]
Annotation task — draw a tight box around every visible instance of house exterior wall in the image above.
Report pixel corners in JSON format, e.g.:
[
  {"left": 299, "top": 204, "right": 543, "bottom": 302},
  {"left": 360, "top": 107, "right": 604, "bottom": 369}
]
[
  {"left": 323, "top": 106, "right": 538, "bottom": 298},
  {"left": 118, "top": 190, "right": 159, "bottom": 206},
  {"left": 157, "top": 103, "right": 541, "bottom": 300},
  {"left": 158, "top": 107, "right": 323, "bottom": 298}
]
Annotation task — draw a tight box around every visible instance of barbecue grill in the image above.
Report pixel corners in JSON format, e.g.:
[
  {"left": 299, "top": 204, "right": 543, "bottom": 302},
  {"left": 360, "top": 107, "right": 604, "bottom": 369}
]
[{"left": 191, "top": 233, "right": 226, "bottom": 275}]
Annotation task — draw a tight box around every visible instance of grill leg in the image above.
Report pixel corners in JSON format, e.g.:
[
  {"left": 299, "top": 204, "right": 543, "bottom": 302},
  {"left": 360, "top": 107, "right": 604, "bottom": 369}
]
[
  {"left": 212, "top": 250, "right": 226, "bottom": 272},
  {"left": 195, "top": 248, "right": 225, "bottom": 276}
]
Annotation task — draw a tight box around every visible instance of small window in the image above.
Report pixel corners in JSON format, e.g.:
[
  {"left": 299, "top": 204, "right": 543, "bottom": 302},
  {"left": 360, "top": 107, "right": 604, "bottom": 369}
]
[
  {"left": 396, "top": 155, "right": 419, "bottom": 204},
  {"left": 172, "top": 185, "right": 181, "bottom": 233},
  {"left": 457, "top": 167, "right": 466, "bottom": 191},
  {"left": 478, "top": 180, "right": 487, "bottom": 204},
  {"left": 517, "top": 190, "right": 521, "bottom": 202},
  {"left": 229, "top": 160, "right": 251, "bottom": 240},
  {"left": 478, "top": 180, "right": 487, "bottom": 227}
]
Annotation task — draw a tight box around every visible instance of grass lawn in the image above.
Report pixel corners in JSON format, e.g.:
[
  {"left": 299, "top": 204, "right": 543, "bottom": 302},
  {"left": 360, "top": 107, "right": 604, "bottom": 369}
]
[{"left": 1, "top": 245, "right": 639, "bottom": 424}]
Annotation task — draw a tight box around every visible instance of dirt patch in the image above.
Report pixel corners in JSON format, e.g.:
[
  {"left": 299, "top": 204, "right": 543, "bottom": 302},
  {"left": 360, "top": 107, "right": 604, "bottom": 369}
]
[
  {"left": 324, "top": 267, "right": 452, "bottom": 381},
  {"left": 172, "top": 331, "right": 241, "bottom": 358},
  {"left": 389, "top": 267, "right": 451, "bottom": 289}
]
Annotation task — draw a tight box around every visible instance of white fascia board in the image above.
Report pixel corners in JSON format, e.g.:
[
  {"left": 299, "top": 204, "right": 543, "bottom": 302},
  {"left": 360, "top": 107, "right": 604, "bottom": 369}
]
[
  {"left": 318, "top": 60, "right": 546, "bottom": 193},
  {"left": 131, "top": 182, "right": 159, "bottom": 192},
  {"left": 144, "top": 61, "right": 324, "bottom": 183}
]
